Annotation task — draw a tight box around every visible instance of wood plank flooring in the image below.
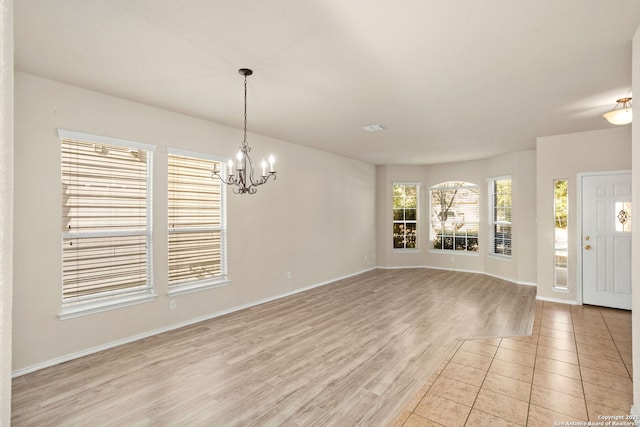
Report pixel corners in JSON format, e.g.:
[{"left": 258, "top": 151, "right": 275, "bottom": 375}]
[{"left": 12, "top": 268, "right": 537, "bottom": 426}]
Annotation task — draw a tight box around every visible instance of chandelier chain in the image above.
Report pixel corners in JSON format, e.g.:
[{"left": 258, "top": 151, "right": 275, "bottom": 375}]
[{"left": 243, "top": 74, "right": 248, "bottom": 148}]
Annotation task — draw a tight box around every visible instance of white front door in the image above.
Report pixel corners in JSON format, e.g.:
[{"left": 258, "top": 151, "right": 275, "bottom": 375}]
[{"left": 581, "top": 172, "right": 632, "bottom": 310}]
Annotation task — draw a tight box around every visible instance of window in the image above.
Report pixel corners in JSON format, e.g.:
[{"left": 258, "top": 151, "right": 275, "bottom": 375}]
[
  {"left": 393, "top": 183, "right": 418, "bottom": 249},
  {"left": 168, "top": 149, "right": 227, "bottom": 294},
  {"left": 554, "top": 179, "right": 568, "bottom": 289},
  {"left": 430, "top": 181, "right": 479, "bottom": 252},
  {"left": 60, "top": 130, "right": 155, "bottom": 318},
  {"left": 489, "top": 177, "right": 512, "bottom": 256}
]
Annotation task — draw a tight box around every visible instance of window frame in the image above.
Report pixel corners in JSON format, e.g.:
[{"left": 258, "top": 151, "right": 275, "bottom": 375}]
[
  {"left": 167, "top": 148, "right": 229, "bottom": 296},
  {"left": 58, "top": 129, "right": 156, "bottom": 320},
  {"left": 429, "top": 181, "right": 480, "bottom": 254},
  {"left": 392, "top": 182, "right": 420, "bottom": 251},
  {"left": 488, "top": 176, "right": 513, "bottom": 258}
]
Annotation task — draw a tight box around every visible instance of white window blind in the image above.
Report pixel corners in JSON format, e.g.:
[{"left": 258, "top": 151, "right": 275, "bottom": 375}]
[
  {"left": 430, "top": 181, "right": 479, "bottom": 252},
  {"left": 490, "top": 177, "right": 512, "bottom": 256},
  {"left": 168, "top": 151, "right": 226, "bottom": 290},
  {"left": 60, "top": 130, "right": 154, "bottom": 308}
]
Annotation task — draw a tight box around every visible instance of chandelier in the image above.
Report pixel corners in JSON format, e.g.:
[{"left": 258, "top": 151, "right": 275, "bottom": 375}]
[
  {"left": 603, "top": 97, "right": 632, "bottom": 125},
  {"left": 212, "top": 68, "right": 276, "bottom": 194}
]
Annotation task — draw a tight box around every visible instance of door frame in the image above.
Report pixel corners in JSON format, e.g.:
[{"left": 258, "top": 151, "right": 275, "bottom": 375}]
[{"left": 576, "top": 169, "right": 632, "bottom": 306}]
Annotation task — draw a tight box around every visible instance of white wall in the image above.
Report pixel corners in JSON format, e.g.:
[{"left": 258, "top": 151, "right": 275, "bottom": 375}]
[
  {"left": 13, "top": 72, "right": 377, "bottom": 372},
  {"left": 0, "top": 0, "right": 13, "bottom": 423},
  {"left": 536, "top": 127, "right": 632, "bottom": 303},
  {"left": 376, "top": 150, "right": 537, "bottom": 286}
]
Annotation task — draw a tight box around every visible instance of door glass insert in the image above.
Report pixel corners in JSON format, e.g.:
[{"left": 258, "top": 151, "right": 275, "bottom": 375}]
[{"left": 615, "top": 201, "right": 632, "bottom": 232}]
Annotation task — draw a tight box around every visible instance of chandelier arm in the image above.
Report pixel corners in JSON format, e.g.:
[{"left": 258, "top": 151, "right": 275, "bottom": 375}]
[
  {"left": 212, "top": 171, "right": 238, "bottom": 186},
  {"left": 246, "top": 150, "right": 266, "bottom": 187}
]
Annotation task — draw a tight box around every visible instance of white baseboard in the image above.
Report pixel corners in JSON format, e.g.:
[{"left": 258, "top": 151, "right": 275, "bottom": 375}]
[
  {"left": 12, "top": 267, "right": 377, "bottom": 378},
  {"left": 631, "top": 405, "right": 640, "bottom": 426}
]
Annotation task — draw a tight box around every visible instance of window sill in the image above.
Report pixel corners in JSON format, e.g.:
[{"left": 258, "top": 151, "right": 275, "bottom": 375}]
[
  {"left": 488, "top": 253, "right": 512, "bottom": 261},
  {"left": 59, "top": 292, "right": 157, "bottom": 320},
  {"left": 167, "top": 277, "right": 230, "bottom": 297},
  {"left": 429, "top": 250, "right": 479, "bottom": 257},
  {"left": 392, "top": 248, "right": 420, "bottom": 254}
]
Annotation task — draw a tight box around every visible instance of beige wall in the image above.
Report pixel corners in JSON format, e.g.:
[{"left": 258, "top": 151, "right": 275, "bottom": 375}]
[
  {"left": 12, "top": 72, "right": 377, "bottom": 372},
  {"left": 632, "top": 24, "right": 640, "bottom": 416},
  {"left": 376, "top": 150, "right": 537, "bottom": 285},
  {"left": 0, "top": 0, "right": 13, "bottom": 423},
  {"left": 485, "top": 150, "right": 537, "bottom": 285},
  {"left": 536, "top": 127, "right": 632, "bottom": 304}
]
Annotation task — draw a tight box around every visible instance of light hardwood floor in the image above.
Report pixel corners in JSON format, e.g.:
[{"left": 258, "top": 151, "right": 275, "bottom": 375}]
[{"left": 12, "top": 268, "right": 536, "bottom": 426}]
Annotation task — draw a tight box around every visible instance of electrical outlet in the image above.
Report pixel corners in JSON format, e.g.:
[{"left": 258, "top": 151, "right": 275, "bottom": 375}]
[
  {"left": 286, "top": 272, "right": 291, "bottom": 280},
  {"left": 169, "top": 300, "right": 177, "bottom": 310}
]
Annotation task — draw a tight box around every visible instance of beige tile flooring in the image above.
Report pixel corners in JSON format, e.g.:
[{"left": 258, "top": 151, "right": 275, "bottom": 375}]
[{"left": 393, "top": 301, "right": 633, "bottom": 426}]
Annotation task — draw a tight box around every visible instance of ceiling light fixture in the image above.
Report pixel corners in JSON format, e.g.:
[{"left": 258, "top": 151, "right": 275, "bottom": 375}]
[
  {"left": 212, "top": 68, "right": 277, "bottom": 194},
  {"left": 362, "top": 124, "right": 385, "bottom": 132},
  {"left": 603, "top": 97, "right": 632, "bottom": 125}
]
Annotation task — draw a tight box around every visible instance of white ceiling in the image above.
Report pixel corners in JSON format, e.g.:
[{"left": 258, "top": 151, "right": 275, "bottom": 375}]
[{"left": 14, "top": 0, "right": 640, "bottom": 165}]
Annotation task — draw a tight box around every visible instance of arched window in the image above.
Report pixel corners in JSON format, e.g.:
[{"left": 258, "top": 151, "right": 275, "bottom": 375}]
[{"left": 430, "top": 181, "right": 479, "bottom": 252}]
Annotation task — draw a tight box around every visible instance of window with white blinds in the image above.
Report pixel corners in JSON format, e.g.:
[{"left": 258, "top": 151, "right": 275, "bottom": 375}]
[
  {"left": 168, "top": 149, "right": 227, "bottom": 293},
  {"left": 60, "top": 130, "right": 155, "bottom": 316},
  {"left": 489, "top": 177, "right": 512, "bottom": 257}
]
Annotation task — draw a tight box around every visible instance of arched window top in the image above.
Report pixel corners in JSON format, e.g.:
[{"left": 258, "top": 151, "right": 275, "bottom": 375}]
[{"left": 430, "top": 181, "right": 477, "bottom": 190}]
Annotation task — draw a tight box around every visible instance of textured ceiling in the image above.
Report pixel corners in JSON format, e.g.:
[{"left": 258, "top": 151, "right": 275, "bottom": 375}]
[{"left": 14, "top": 0, "right": 640, "bottom": 165}]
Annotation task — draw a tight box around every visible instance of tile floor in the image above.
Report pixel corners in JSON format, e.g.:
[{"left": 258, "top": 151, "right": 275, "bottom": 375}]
[{"left": 393, "top": 301, "right": 633, "bottom": 426}]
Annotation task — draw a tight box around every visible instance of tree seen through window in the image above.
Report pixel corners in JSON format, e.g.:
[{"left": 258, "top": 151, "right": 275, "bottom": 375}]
[
  {"left": 430, "top": 181, "right": 479, "bottom": 251},
  {"left": 393, "top": 183, "right": 418, "bottom": 249}
]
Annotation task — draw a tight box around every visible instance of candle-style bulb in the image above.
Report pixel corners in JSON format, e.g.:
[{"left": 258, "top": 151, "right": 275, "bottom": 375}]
[
  {"left": 261, "top": 159, "right": 267, "bottom": 176},
  {"left": 269, "top": 154, "right": 275, "bottom": 172}
]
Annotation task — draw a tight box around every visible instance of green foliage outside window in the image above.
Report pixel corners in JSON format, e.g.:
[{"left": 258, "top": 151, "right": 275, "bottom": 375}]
[
  {"left": 554, "top": 180, "right": 568, "bottom": 229},
  {"left": 393, "top": 184, "right": 418, "bottom": 249}
]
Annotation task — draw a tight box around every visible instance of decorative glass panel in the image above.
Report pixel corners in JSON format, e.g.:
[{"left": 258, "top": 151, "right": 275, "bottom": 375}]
[{"left": 615, "top": 201, "right": 632, "bottom": 232}]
